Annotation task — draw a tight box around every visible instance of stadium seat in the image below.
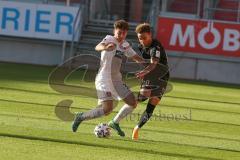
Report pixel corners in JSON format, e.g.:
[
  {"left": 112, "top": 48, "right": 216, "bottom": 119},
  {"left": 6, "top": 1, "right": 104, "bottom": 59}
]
[
  {"left": 168, "top": 0, "right": 198, "bottom": 14},
  {"left": 214, "top": 0, "right": 239, "bottom": 22}
]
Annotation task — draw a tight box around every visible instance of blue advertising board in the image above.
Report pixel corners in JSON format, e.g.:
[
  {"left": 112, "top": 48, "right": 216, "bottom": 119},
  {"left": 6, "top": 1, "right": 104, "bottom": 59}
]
[{"left": 0, "top": 1, "right": 80, "bottom": 41}]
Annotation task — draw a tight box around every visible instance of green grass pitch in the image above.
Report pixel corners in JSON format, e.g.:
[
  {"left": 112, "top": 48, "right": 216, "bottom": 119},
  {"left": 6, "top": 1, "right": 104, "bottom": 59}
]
[{"left": 0, "top": 62, "right": 240, "bottom": 160}]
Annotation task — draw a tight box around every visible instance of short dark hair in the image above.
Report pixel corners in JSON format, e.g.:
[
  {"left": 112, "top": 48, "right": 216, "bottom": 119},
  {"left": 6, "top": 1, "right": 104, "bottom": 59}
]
[
  {"left": 135, "top": 23, "right": 151, "bottom": 33},
  {"left": 114, "top": 20, "right": 129, "bottom": 31}
]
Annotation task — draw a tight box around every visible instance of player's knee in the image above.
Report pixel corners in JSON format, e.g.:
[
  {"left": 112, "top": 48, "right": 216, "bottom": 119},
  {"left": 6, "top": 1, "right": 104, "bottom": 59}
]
[
  {"left": 104, "top": 110, "right": 112, "bottom": 116},
  {"left": 102, "top": 101, "right": 113, "bottom": 115},
  {"left": 129, "top": 100, "right": 138, "bottom": 108},
  {"left": 103, "top": 107, "right": 113, "bottom": 115},
  {"left": 149, "top": 97, "right": 160, "bottom": 105}
]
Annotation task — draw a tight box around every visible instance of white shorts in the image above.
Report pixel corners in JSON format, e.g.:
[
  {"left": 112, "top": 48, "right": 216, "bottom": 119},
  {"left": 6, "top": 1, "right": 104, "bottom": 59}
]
[{"left": 95, "top": 80, "right": 132, "bottom": 104}]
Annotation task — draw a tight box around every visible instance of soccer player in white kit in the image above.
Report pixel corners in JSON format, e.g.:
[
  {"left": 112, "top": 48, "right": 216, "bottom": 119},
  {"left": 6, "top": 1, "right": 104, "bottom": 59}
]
[{"left": 72, "top": 20, "right": 144, "bottom": 137}]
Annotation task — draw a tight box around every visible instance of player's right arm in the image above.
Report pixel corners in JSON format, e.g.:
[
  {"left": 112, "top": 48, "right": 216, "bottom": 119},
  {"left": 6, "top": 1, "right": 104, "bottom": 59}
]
[
  {"left": 136, "top": 47, "right": 160, "bottom": 79},
  {"left": 131, "top": 54, "right": 145, "bottom": 64},
  {"left": 95, "top": 42, "right": 116, "bottom": 52},
  {"left": 95, "top": 35, "right": 116, "bottom": 52}
]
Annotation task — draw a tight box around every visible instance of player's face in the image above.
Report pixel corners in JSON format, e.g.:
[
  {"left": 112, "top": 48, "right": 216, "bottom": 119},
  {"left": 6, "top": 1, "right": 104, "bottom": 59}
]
[
  {"left": 137, "top": 32, "right": 152, "bottom": 47},
  {"left": 114, "top": 29, "right": 128, "bottom": 43}
]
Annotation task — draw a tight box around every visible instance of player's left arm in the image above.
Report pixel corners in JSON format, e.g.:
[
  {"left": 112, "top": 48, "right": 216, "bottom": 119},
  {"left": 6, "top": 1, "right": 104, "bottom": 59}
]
[
  {"left": 125, "top": 47, "right": 145, "bottom": 64},
  {"left": 136, "top": 47, "right": 160, "bottom": 79},
  {"left": 136, "top": 57, "right": 158, "bottom": 79},
  {"left": 131, "top": 54, "right": 145, "bottom": 64}
]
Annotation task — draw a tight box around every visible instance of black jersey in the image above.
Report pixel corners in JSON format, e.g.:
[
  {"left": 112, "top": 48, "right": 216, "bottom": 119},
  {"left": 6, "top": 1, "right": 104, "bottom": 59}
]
[
  {"left": 137, "top": 39, "right": 169, "bottom": 100},
  {"left": 138, "top": 39, "right": 169, "bottom": 80}
]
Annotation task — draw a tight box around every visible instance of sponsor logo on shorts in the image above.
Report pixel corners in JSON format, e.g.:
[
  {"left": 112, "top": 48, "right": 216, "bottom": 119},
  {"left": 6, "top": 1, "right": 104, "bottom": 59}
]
[
  {"left": 106, "top": 92, "right": 112, "bottom": 97},
  {"left": 115, "top": 50, "right": 124, "bottom": 59}
]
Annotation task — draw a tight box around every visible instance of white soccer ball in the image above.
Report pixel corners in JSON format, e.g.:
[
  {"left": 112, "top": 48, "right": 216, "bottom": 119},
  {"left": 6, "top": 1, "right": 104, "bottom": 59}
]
[{"left": 94, "top": 123, "right": 111, "bottom": 138}]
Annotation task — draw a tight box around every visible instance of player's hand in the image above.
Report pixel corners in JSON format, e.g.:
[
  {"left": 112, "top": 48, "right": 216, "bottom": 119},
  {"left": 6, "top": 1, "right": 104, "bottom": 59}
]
[
  {"left": 105, "top": 43, "right": 116, "bottom": 51},
  {"left": 136, "top": 70, "right": 148, "bottom": 79}
]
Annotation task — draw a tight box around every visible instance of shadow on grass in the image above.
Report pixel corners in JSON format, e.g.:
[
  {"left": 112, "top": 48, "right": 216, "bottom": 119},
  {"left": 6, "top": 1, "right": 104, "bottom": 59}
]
[
  {"left": 171, "top": 78, "right": 240, "bottom": 89},
  {"left": 1, "top": 84, "right": 240, "bottom": 105},
  {"left": 0, "top": 133, "right": 222, "bottom": 160},
  {"left": 1, "top": 62, "right": 239, "bottom": 89},
  {"left": 1, "top": 112, "right": 240, "bottom": 154}
]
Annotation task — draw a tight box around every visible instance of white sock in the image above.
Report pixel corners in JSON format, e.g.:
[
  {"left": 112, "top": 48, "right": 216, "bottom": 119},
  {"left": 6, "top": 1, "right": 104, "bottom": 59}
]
[
  {"left": 135, "top": 125, "right": 140, "bottom": 129},
  {"left": 113, "top": 104, "right": 134, "bottom": 124},
  {"left": 81, "top": 105, "right": 105, "bottom": 121}
]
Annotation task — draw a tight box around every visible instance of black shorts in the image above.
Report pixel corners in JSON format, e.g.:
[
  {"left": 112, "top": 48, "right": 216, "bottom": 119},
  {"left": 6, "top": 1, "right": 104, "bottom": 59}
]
[{"left": 137, "top": 67, "right": 169, "bottom": 102}]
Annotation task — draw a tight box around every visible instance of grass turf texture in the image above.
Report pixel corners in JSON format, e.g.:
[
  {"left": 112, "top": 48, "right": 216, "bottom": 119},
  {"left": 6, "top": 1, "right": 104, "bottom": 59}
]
[{"left": 0, "top": 62, "right": 240, "bottom": 160}]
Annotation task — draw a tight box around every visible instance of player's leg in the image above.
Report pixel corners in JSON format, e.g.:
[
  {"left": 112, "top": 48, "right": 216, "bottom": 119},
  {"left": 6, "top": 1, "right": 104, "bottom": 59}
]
[
  {"left": 132, "top": 97, "right": 160, "bottom": 139},
  {"left": 137, "top": 79, "right": 168, "bottom": 129},
  {"left": 72, "top": 100, "right": 116, "bottom": 132},
  {"left": 109, "top": 89, "right": 137, "bottom": 137},
  {"left": 72, "top": 85, "right": 118, "bottom": 132},
  {"left": 113, "top": 92, "right": 137, "bottom": 123},
  {"left": 138, "top": 97, "right": 160, "bottom": 128},
  {"left": 132, "top": 76, "right": 168, "bottom": 140},
  {"left": 82, "top": 100, "right": 114, "bottom": 118}
]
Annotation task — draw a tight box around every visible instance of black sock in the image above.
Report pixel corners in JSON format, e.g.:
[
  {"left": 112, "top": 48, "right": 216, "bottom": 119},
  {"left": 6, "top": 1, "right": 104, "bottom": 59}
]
[{"left": 138, "top": 103, "right": 156, "bottom": 128}]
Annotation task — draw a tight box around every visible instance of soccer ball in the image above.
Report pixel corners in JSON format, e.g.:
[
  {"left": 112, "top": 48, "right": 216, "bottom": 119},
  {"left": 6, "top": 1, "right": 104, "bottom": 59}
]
[{"left": 94, "top": 123, "right": 111, "bottom": 138}]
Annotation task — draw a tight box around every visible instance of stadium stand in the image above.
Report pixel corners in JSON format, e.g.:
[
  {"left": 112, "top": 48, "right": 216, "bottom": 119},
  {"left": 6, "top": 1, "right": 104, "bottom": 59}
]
[
  {"left": 168, "top": 0, "right": 199, "bottom": 14},
  {"left": 214, "top": 0, "right": 239, "bottom": 22},
  {"left": 0, "top": 0, "right": 239, "bottom": 84}
]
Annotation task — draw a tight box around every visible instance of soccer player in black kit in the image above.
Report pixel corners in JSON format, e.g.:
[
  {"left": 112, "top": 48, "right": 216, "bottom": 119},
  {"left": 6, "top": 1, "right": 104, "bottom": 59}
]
[{"left": 132, "top": 23, "right": 170, "bottom": 140}]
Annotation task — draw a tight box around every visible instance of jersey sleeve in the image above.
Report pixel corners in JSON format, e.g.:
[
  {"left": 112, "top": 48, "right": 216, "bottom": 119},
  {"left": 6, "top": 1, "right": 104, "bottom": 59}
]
[
  {"left": 121, "top": 41, "right": 136, "bottom": 57},
  {"left": 125, "top": 47, "right": 137, "bottom": 57},
  {"left": 100, "top": 35, "right": 116, "bottom": 44},
  {"left": 150, "top": 46, "right": 161, "bottom": 59}
]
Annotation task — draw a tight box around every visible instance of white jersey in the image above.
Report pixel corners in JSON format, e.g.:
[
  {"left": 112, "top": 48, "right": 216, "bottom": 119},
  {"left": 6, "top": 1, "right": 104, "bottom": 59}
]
[{"left": 95, "top": 35, "right": 136, "bottom": 82}]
